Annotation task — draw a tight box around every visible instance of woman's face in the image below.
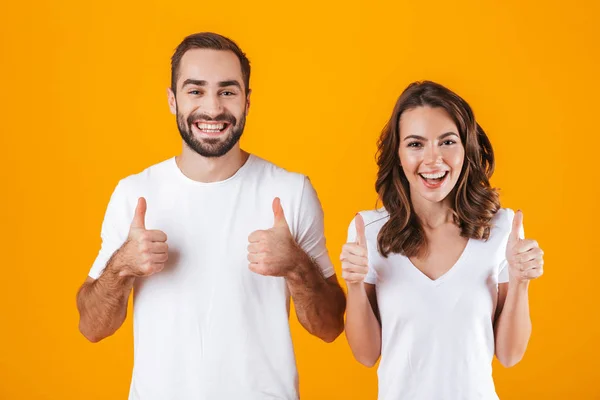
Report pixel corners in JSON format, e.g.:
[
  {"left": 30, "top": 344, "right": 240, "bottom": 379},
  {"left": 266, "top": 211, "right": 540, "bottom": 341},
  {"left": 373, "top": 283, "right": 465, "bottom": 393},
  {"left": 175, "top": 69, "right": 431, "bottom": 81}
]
[{"left": 398, "top": 106, "right": 465, "bottom": 205}]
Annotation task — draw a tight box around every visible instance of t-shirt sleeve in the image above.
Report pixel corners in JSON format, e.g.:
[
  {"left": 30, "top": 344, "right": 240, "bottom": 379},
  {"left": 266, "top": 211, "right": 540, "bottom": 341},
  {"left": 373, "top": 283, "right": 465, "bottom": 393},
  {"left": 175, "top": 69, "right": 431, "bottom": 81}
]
[
  {"left": 498, "top": 208, "right": 525, "bottom": 284},
  {"left": 347, "top": 214, "right": 378, "bottom": 285},
  {"left": 88, "top": 181, "right": 131, "bottom": 279},
  {"left": 294, "top": 177, "right": 335, "bottom": 279}
]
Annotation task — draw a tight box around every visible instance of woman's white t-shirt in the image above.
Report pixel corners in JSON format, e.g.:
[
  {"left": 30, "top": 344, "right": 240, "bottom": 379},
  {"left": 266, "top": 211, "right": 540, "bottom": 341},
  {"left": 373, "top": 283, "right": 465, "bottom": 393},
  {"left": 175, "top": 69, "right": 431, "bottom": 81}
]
[{"left": 348, "top": 208, "right": 520, "bottom": 400}]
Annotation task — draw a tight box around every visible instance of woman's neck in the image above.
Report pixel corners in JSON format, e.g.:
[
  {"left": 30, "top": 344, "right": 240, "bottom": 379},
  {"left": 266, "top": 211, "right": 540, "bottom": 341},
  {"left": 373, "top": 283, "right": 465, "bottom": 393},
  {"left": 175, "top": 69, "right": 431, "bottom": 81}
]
[{"left": 411, "top": 195, "right": 454, "bottom": 230}]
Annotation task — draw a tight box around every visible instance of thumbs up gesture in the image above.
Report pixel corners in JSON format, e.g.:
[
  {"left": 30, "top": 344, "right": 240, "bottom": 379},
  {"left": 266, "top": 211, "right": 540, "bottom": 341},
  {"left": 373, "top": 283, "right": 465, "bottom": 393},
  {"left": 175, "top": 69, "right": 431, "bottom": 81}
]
[
  {"left": 118, "top": 197, "right": 169, "bottom": 277},
  {"left": 247, "top": 197, "right": 300, "bottom": 277},
  {"left": 341, "top": 214, "right": 369, "bottom": 285},
  {"left": 506, "top": 210, "right": 544, "bottom": 283}
]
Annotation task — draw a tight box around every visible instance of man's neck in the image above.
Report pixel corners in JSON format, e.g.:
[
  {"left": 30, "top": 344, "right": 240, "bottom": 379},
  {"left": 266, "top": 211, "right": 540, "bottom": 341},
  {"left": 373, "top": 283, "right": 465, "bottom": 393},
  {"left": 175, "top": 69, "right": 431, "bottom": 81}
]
[{"left": 175, "top": 144, "right": 249, "bottom": 183}]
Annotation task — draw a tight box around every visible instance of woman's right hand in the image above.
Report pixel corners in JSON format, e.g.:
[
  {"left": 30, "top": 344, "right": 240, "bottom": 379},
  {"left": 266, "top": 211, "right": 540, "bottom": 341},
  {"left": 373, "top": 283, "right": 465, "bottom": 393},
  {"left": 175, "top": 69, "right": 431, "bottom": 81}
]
[{"left": 341, "top": 213, "right": 369, "bottom": 287}]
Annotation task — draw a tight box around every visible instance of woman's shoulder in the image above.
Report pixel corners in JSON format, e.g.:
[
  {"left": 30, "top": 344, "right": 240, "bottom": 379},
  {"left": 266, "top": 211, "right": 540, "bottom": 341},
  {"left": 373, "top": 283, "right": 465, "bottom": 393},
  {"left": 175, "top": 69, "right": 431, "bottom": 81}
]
[
  {"left": 358, "top": 208, "right": 390, "bottom": 226},
  {"left": 344, "top": 208, "right": 390, "bottom": 252},
  {"left": 491, "top": 208, "right": 516, "bottom": 229},
  {"left": 350, "top": 208, "right": 390, "bottom": 239},
  {"left": 487, "top": 207, "right": 518, "bottom": 242}
]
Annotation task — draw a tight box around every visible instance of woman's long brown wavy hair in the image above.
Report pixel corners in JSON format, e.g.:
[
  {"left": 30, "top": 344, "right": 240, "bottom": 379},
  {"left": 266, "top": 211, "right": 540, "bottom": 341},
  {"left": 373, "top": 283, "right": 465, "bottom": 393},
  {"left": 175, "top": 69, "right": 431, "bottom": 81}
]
[{"left": 376, "top": 81, "right": 500, "bottom": 258}]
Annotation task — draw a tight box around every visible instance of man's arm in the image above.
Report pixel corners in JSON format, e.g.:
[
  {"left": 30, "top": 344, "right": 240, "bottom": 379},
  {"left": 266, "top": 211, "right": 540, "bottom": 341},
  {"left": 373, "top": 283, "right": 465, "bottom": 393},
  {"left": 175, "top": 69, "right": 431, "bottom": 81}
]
[
  {"left": 285, "top": 250, "right": 346, "bottom": 342},
  {"left": 247, "top": 197, "right": 346, "bottom": 343},
  {"left": 77, "top": 197, "right": 168, "bottom": 342},
  {"left": 77, "top": 252, "right": 135, "bottom": 342}
]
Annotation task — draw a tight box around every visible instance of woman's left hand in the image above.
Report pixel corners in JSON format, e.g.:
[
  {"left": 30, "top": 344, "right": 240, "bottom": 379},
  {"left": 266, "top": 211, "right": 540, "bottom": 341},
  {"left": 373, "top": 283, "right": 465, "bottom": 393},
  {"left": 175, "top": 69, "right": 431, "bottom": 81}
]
[{"left": 506, "top": 210, "right": 544, "bottom": 283}]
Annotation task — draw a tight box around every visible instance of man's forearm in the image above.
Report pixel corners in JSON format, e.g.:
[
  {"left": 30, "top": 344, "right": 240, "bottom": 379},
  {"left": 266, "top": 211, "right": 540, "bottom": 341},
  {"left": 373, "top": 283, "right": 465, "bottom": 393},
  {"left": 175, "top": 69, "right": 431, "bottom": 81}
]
[
  {"left": 286, "top": 250, "right": 346, "bottom": 342},
  {"left": 76, "top": 251, "right": 135, "bottom": 342}
]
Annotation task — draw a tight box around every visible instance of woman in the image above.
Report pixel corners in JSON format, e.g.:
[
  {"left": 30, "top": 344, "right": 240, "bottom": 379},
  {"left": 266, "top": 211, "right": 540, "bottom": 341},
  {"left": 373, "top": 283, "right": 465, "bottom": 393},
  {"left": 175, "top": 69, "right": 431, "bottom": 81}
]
[{"left": 342, "top": 81, "right": 544, "bottom": 399}]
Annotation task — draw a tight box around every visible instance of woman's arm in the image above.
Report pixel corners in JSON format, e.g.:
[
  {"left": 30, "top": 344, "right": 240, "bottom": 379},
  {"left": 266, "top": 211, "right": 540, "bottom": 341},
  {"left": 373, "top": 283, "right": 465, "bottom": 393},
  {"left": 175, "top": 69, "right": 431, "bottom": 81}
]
[{"left": 494, "top": 210, "right": 544, "bottom": 367}]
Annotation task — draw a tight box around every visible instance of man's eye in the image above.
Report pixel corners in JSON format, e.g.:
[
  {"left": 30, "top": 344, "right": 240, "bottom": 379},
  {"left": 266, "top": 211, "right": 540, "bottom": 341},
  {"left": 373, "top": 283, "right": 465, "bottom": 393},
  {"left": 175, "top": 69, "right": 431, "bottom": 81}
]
[
  {"left": 189, "top": 90, "right": 200, "bottom": 95},
  {"left": 221, "top": 91, "right": 235, "bottom": 96}
]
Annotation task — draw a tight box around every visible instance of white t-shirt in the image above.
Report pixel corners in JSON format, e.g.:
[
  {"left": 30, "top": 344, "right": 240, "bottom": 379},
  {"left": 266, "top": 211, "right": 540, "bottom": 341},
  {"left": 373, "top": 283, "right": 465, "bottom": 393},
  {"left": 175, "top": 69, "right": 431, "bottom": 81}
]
[
  {"left": 89, "top": 154, "right": 335, "bottom": 400},
  {"left": 347, "top": 208, "right": 520, "bottom": 400}
]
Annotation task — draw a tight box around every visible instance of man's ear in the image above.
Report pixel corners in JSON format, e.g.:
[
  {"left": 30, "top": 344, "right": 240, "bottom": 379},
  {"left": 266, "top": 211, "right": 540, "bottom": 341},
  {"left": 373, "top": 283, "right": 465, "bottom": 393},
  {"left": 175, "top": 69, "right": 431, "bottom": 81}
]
[
  {"left": 167, "top": 87, "right": 177, "bottom": 115},
  {"left": 245, "top": 89, "right": 252, "bottom": 116}
]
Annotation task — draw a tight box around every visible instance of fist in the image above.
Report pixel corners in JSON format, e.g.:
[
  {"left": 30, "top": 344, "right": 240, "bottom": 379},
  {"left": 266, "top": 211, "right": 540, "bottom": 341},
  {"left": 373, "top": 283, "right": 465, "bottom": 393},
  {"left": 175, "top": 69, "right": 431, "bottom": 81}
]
[
  {"left": 119, "top": 197, "right": 169, "bottom": 277},
  {"left": 247, "top": 197, "right": 302, "bottom": 277},
  {"left": 506, "top": 210, "right": 544, "bottom": 283},
  {"left": 341, "top": 213, "right": 369, "bottom": 285}
]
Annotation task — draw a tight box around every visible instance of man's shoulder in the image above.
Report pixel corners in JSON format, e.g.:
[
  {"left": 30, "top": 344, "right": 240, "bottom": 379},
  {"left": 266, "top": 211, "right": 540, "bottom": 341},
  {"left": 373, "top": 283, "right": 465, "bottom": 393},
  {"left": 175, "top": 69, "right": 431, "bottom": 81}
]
[
  {"left": 248, "top": 154, "right": 306, "bottom": 187},
  {"left": 116, "top": 157, "right": 175, "bottom": 192}
]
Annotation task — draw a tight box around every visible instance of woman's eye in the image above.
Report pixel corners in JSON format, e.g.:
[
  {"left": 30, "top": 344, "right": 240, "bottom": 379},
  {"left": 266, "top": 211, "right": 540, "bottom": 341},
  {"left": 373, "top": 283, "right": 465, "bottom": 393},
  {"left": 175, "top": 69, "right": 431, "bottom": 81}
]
[
  {"left": 442, "top": 140, "right": 456, "bottom": 146},
  {"left": 408, "top": 142, "right": 422, "bottom": 148}
]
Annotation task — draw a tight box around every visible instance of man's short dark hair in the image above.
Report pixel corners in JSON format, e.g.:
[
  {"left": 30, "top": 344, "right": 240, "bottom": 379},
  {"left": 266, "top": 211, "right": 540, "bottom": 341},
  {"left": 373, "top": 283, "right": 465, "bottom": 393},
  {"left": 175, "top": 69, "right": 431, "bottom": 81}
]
[{"left": 171, "top": 32, "right": 251, "bottom": 95}]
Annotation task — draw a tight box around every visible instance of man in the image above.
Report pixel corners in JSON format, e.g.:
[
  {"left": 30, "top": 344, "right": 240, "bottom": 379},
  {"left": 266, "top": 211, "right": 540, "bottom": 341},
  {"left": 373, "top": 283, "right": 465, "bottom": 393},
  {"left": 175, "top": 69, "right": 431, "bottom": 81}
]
[{"left": 76, "top": 32, "right": 346, "bottom": 400}]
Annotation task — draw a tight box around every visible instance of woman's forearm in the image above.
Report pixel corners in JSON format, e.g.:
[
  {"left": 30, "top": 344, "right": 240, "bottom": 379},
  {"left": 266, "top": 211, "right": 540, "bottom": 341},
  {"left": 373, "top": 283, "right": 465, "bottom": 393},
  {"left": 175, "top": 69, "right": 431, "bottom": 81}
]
[
  {"left": 345, "top": 283, "right": 382, "bottom": 367},
  {"left": 494, "top": 281, "right": 532, "bottom": 367}
]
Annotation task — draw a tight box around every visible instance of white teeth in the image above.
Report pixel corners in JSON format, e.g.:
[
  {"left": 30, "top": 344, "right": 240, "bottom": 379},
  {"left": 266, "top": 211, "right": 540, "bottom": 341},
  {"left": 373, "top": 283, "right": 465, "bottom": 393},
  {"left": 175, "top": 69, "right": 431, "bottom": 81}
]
[
  {"left": 196, "top": 123, "right": 225, "bottom": 131},
  {"left": 420, "top": 171, "right": 447, "bottom": 179}
]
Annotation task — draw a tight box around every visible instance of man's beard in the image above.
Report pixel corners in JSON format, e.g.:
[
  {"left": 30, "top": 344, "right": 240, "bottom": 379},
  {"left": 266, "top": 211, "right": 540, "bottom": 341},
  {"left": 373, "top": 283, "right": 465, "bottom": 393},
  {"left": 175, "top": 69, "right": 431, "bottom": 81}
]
[{"left": 176, "top": 107, "right": 246, "bottom": 158}]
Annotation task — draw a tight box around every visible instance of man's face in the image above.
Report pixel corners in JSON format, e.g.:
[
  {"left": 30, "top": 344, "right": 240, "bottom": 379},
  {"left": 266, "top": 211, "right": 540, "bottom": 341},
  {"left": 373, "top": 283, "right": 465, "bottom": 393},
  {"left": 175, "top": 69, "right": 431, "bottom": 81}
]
[{"left": 168, "top": 49, "right": 250, "bottom": 158}]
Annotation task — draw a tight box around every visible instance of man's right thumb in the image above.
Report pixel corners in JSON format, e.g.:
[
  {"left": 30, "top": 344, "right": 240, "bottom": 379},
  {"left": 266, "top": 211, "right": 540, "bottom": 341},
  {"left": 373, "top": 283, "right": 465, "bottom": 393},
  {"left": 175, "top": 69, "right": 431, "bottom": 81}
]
[{"left": 131, "top": 197, "right": 147, "bottom": 229}]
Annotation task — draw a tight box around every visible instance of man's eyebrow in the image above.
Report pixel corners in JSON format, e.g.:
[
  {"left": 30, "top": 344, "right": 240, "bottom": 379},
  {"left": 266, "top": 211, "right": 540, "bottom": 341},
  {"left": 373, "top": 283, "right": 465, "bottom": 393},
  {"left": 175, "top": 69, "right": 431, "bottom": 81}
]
[
  {"left": 181, "top": 79, "right": 242, "bottom": 90},
  {"left": 181, "top": 79, "right": 207, "bottom": 88},
  {"left": 218, "top": 80, "right": 241, "bottom": 89}
]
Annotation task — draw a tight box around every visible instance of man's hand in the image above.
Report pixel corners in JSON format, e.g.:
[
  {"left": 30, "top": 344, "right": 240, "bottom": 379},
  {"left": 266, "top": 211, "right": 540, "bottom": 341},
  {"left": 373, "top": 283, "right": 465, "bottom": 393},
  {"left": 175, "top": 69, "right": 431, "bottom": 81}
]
[
  {"left": 116, "top": 197, "right": 169, "bottom": 277},
  {"left": 247, "top": 197, "right": 304, "bottom": 277}
]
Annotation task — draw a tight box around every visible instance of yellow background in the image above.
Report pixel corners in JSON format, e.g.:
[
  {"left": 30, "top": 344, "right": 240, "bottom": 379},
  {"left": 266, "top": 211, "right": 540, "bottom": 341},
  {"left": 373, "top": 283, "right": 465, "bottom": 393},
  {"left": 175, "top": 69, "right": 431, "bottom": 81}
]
[{"left": 1, "top": 0, "right": 598, "bottom": 398}]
